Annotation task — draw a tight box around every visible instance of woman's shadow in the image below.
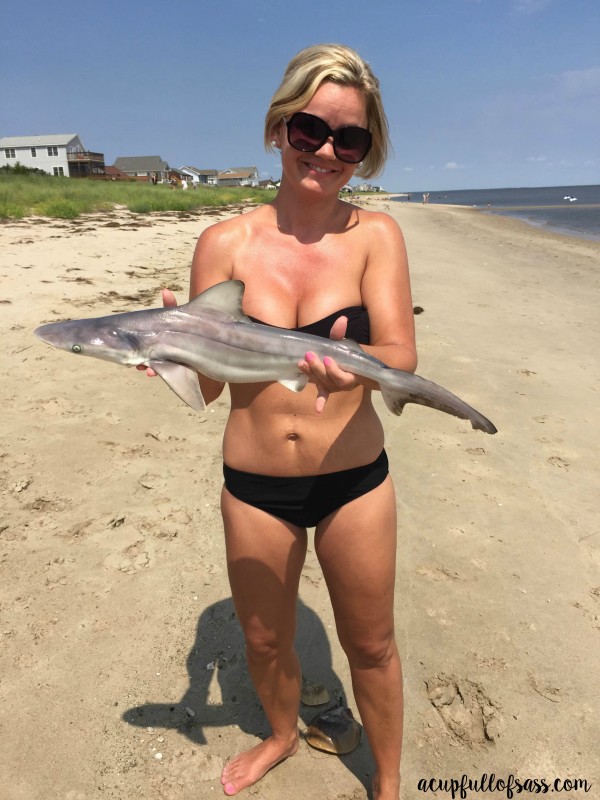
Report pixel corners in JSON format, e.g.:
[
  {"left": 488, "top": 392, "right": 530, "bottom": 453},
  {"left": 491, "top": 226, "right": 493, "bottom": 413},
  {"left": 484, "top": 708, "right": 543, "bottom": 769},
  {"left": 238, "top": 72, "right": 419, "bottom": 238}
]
[{"left": 123, "top": 592, "right": 374, "bottom": 791}]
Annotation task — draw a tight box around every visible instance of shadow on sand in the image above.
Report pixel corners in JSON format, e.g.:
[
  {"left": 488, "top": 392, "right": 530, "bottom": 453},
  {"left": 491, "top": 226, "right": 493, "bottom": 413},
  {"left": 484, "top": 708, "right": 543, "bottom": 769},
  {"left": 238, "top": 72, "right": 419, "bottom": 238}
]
[{"left": 123, "top": 593, "right": 374, "bottom": 793}]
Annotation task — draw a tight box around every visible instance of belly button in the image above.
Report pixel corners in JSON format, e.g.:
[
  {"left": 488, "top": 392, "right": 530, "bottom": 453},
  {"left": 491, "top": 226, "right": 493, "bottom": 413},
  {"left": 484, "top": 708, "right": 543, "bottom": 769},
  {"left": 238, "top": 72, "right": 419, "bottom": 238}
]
[{"left": 286, "top": 432, "right": 300, "bottom": 441}]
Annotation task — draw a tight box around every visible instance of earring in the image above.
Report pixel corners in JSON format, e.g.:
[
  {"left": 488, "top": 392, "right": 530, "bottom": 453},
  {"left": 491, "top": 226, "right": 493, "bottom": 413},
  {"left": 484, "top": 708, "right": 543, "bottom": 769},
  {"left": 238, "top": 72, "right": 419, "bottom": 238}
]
[{"left": 271, "top": 140, "right": 280, "bottom": 148}]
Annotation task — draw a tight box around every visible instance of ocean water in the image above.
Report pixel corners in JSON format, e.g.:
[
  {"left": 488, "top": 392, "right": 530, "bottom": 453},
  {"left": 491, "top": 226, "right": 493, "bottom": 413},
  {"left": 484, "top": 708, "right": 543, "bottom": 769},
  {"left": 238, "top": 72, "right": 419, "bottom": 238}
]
[{"left": 393, "top": 184, "right": 600, "bottom": 241}]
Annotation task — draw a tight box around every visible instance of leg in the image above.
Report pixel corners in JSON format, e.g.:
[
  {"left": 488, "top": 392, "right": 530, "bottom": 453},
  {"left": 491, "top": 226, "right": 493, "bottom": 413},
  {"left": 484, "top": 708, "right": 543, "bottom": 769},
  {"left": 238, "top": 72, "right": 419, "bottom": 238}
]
[
  {"left": 315, "top": 476, "right": 403, "bottom": 800},
  {"left": 220, "top": 486, "right": 307, "bottom": 796}
]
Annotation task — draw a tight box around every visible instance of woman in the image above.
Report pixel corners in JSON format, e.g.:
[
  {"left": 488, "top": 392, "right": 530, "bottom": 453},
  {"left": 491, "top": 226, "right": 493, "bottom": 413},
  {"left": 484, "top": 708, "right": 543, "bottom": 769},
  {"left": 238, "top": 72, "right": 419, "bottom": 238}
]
[{"left": 144, "top": 44, "right": 416, "bottom": 799}]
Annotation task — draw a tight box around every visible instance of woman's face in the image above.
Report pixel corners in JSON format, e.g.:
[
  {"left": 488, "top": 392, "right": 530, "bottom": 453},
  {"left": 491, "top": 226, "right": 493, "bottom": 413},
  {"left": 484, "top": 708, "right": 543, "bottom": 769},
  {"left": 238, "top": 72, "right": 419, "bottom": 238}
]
[{"left": 275, "top": 81, "right": 368, "bottom": 195}]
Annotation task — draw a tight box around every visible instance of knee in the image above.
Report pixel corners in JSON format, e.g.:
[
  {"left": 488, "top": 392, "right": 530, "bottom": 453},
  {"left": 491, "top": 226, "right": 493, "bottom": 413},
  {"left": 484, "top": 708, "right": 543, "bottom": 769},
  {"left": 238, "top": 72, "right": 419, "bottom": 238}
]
[
  {"left": 341, "top": 630, "right": 397, "bottom": 671},
  {"left": 244, "top": 626, "right": 295, "bottom": 665}
]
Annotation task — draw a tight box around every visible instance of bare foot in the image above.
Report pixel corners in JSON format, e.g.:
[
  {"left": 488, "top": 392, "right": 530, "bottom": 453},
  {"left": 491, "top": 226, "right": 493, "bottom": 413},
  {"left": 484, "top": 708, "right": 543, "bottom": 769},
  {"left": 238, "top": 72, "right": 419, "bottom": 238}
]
[{"left": 221, "top": 733, "right": 298, "bottom": 796}]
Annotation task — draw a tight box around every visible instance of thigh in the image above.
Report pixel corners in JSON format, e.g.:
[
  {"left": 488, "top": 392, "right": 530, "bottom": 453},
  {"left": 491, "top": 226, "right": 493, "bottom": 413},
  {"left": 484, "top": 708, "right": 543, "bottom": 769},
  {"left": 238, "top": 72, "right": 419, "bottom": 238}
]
[
  {"left": 221, "top": 486, "right": 308, "bottom": 644},
  {"left": 314, "top": 476, "right": 398, "bottom": 648}
]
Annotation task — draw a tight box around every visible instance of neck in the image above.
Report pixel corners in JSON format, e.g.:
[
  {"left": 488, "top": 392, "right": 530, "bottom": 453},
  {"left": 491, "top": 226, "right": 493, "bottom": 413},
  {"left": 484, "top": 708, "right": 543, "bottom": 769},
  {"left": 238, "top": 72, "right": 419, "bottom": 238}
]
[{"left": 272, "top": 179, "right": 349, "bottom": 243}]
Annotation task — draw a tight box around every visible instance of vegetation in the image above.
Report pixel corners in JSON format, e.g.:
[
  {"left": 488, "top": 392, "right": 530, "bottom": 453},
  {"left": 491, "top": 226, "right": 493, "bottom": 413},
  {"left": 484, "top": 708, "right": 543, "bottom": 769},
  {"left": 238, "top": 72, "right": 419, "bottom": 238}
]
[{"left": 0, "top": 167, "right": 276, "bottom": 220}]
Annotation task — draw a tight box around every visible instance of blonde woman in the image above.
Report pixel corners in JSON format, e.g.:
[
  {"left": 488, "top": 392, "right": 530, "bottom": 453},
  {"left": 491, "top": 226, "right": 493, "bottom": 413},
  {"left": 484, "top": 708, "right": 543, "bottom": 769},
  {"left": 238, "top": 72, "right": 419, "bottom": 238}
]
[{"left": 145, "top": 44, "right": 416, "bottom": 799}]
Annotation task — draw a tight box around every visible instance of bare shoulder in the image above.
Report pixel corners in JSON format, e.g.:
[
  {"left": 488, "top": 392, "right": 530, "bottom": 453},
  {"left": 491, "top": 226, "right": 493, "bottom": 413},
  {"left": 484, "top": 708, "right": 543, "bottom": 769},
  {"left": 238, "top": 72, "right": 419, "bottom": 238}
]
[
  {"left": 356, "top": 207, "right": 405, "bottom": 242},
  {"left": 191, "top": 205, "right": 272, "bottom": 295}
]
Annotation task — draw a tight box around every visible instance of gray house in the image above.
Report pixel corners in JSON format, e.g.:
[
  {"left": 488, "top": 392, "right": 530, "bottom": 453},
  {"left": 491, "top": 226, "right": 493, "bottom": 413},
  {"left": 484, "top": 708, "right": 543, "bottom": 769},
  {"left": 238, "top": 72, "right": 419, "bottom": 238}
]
[
  {"left": 0, "top": 134, "right": 105, "bottom": 177},
  {"left": 112, "top": 156, "right": 170, "bottom": 182},
  {"left": 217, "top": 167, "right": 259, "bottom": 187}
]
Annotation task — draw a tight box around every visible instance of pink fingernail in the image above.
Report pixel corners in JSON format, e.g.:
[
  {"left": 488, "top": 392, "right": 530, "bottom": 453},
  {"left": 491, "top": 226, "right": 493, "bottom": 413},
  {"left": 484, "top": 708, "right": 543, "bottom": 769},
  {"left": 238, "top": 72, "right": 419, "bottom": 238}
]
[
  {"left": 323, "top": 356, "right": 332, "bottom": 366},
  {"left": 305, "top": 352, "right": 315, "bottom": 362}
]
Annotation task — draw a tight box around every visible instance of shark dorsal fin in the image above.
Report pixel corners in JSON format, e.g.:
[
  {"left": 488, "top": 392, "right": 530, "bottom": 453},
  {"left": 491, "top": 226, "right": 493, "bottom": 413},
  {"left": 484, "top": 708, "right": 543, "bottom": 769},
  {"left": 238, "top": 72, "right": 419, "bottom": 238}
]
[{"left": 184, "top": 280, "right": 249, "bottom": 321}]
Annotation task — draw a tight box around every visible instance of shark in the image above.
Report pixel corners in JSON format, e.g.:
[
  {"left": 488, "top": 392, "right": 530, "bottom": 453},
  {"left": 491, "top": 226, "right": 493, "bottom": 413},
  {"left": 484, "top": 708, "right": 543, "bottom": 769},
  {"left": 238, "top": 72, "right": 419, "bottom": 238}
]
[{"left": 34, "top": 279, "right": 497, "bottom": 434}]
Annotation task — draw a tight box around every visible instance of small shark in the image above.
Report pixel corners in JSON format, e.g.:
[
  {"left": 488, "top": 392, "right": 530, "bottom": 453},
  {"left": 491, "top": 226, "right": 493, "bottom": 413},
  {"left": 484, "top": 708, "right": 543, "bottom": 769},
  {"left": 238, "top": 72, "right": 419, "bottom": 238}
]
[{"left": 34, "top": 280, "right": 497, "bottom": 434}]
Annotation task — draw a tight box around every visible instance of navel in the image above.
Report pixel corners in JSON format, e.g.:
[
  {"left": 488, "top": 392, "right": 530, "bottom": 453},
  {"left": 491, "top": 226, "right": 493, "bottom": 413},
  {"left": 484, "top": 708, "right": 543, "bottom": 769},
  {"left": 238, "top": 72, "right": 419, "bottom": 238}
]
[{"left": 286, "top": 432, "right": 300, "bottom": 442}]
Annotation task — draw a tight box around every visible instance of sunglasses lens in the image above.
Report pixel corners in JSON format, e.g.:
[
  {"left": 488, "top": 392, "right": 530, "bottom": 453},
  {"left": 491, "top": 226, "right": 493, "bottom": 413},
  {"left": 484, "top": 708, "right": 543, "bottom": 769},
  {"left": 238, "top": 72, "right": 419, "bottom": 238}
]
[
  {"left": 334, "top": 127, "right": 372, "bottom": 164},
  {"left": 287, "top": 113, "right": 372, "bottom": 164},
  {"left": 287, "top": 113, "right": 328, "bottom": 153}
]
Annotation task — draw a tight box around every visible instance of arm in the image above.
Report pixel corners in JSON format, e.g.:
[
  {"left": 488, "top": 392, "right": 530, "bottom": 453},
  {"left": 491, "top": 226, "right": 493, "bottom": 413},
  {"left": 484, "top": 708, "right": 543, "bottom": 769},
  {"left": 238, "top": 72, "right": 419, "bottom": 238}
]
[
  {"left": 138, "top": 220, "right": 237, "bottom": 406},
  {"left": 187, "top": 220, "right": 239, "bottom": 405}
]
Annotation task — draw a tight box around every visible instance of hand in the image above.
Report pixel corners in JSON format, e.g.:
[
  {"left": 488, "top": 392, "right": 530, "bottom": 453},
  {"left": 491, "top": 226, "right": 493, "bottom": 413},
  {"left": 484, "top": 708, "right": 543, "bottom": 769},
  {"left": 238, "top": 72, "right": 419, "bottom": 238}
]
[
  {"left": 297, "top": 316, "right": 361, "bottom": 414},
  {"left": 136, "top": 288, "right": 177, "bottom": 377}
]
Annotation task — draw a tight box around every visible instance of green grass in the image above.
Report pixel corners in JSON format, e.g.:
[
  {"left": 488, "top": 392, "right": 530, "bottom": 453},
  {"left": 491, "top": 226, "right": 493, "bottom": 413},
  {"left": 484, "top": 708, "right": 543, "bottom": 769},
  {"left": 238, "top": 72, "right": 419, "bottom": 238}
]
[{"left": 0, "top": 171, "right": 275, "bottom": 220}]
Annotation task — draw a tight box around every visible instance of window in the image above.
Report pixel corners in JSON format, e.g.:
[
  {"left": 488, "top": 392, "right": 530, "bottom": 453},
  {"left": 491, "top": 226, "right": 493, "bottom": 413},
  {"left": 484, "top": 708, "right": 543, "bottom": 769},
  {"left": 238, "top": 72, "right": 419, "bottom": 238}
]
[
  {"left": 5, "top": 148, "right": 16, "bottom": 158},
  {"left": 31, "top": 148, "right": 37, "bottom": 157},
  {"left": 53, "top": 166, "right": 64, "bottom": 176},
  {"left": 47, "top": 146, "right": 58, "bottom": 156}
]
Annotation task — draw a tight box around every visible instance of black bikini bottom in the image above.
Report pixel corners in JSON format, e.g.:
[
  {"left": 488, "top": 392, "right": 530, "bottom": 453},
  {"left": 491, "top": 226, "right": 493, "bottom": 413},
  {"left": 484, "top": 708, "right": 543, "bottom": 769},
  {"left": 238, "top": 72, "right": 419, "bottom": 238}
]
[{"left": 222, "top": 450, "right": 388, "bottom": 528}]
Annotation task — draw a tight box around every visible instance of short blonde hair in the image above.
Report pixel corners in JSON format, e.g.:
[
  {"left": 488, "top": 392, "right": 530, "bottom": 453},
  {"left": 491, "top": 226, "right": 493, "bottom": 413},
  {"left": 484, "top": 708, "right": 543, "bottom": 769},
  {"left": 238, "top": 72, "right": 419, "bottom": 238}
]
[{"left": 264, "top": 43, "right": 390, "bottom": 179}]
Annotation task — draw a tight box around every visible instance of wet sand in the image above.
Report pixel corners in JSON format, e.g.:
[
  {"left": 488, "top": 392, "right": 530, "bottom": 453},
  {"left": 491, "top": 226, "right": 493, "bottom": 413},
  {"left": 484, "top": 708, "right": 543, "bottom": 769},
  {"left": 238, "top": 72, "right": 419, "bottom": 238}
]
[{"left": 1, "top": 199, "right": 598, "bottom": 799}]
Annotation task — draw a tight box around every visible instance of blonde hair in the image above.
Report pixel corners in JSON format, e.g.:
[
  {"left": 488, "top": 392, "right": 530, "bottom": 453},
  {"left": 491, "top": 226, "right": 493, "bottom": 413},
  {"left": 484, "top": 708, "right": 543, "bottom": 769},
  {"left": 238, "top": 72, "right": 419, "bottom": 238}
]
[{"left": 264, "top": 43, "right": 390, "bottom": 179}]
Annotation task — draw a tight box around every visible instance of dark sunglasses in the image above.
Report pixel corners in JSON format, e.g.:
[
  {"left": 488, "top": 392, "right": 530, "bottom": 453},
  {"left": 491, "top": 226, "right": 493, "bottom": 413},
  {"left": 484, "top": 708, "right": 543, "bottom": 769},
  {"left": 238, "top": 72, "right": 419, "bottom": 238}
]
[{"left": 285, "top": 112, "right": 372, "bottom": 164}]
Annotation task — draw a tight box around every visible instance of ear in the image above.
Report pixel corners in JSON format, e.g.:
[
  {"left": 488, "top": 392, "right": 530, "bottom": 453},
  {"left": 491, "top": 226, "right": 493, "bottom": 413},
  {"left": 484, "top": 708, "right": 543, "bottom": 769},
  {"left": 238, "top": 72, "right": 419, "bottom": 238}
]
[{"left": 269, "top": 119, "right": 285, "bottom": 149}]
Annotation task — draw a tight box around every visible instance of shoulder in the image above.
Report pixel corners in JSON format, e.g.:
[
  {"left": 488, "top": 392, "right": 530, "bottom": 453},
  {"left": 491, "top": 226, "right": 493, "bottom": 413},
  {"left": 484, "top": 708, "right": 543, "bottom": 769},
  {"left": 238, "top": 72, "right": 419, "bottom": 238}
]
[{"left": 190, "top": 205, "right": 274, "bottom": 296}]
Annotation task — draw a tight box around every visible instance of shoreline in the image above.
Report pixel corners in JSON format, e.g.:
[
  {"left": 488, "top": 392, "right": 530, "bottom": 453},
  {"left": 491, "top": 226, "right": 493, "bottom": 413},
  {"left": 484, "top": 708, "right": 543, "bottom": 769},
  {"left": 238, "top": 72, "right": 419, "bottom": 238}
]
[
  {"left": 1, "top": 202, "right": 599, "bottom": 799},
  {"left": 385, "top": 192, "right": 600, "bottom": 244}
]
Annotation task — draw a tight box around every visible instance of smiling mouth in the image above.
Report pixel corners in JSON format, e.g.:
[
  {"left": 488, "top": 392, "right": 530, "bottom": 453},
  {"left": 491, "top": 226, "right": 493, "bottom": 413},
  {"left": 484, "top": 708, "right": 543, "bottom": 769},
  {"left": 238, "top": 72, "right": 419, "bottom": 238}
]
[{"left": 304, "top": 161, "right": 336, "bottom": 174}]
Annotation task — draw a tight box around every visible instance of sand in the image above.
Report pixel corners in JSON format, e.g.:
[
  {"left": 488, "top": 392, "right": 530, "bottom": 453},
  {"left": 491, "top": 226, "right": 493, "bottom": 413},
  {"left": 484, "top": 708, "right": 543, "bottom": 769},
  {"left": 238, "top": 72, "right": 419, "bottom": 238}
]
[{"left": 1, "top": 199, "right": 598, "bottom": 800}]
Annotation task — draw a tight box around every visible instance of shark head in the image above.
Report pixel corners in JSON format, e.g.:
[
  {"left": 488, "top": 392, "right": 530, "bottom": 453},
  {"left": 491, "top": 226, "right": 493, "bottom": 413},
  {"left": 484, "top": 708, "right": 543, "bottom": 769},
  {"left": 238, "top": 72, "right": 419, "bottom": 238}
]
[{"left": 34, "top": 317, "right": 147, "bottom": 366}]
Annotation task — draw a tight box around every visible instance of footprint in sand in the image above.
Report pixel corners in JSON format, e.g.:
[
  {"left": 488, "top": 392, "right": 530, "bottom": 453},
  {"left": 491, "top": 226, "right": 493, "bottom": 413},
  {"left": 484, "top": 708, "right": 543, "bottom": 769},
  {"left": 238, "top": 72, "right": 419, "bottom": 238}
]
[{"left": 425, "top": 673, "right": 503, "bottom": 746}]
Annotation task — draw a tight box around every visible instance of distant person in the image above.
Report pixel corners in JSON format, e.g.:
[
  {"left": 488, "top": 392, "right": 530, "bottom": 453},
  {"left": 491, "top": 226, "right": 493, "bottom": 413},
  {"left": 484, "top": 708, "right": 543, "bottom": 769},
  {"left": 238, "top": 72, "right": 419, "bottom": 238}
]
[{"left": 181, "top": 178, "right": 188, "bottom": 190}]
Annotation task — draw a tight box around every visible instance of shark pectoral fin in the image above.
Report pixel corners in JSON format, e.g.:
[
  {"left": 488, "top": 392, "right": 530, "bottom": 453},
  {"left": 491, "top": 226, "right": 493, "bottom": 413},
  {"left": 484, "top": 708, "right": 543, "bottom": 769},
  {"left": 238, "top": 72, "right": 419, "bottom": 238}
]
[
  {"left": 149, "top": 361, "right": 206, "bottom": 411},
  {"left": 380, "top": 387, "right": 407, "bottom": 416},
  {"left": 278, "top": 375, "right": 309, "bottom": 393}
]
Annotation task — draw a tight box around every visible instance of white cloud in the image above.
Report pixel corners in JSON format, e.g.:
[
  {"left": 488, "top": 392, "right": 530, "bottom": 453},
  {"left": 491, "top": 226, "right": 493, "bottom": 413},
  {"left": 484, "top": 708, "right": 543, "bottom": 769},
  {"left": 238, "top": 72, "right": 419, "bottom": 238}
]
[
  {"left": 403, "top": 167, "right": 413, "bottom": 172},
  {"left": 444, "top": 161, "right": 464, "bottom": 170},
  {"left": 526, "top": 156, "right": 547, "bottom": 162}
]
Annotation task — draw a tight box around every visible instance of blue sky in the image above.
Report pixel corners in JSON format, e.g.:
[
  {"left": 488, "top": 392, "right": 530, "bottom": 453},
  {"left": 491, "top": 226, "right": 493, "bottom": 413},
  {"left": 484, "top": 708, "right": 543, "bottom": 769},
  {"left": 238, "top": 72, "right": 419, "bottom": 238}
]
[{"left": 2, "top": 0, "right": 598, "bottom": 191}]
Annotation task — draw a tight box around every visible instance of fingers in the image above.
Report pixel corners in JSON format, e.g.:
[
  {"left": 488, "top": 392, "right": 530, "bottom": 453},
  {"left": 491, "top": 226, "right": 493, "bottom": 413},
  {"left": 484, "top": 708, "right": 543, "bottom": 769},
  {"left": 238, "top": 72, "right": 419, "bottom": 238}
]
[
  {"left": 297, "top": 351, "right": 359, "bottom": 414},
  {"left": 162, "top": 288, "right": 178, "bottom": 308},
  {"left": 329, "top": 315, "right": 347, "bottom": 341}
]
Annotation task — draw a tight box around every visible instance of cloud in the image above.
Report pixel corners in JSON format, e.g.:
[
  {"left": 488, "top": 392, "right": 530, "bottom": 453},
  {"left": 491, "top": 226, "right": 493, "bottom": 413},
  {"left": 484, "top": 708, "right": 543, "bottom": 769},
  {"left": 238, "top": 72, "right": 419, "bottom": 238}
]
[
  {"left": 444, "top": 161, "right": 464, "bottom": 170},
  {"left": 526, "top": 156, "right": 547, "bottom": 162},
  {"left": 403, "top": 166, "right": 413, "bottom": 172}
]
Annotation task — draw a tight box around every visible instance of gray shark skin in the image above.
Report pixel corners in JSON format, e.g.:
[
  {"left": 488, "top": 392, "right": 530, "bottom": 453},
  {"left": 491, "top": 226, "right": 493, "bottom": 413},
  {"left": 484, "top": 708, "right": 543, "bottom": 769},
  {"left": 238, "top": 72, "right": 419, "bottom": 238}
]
[{"left": 34, "top": 280, "right": 497, "bottom": 434}]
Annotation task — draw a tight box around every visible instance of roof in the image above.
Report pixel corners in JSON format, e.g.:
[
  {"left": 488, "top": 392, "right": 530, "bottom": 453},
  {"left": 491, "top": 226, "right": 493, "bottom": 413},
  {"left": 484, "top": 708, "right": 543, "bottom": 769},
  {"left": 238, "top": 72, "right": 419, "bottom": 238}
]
[
  {"left": 180, "top": 166, "right": 218, "bottom": 176},
  {"left": 0, "top": 134, "right": 79, "bottom": 148},
  {"left": 219, "top": 166, "right": 258, "bottom": 178},
  {"left": 113, "top": 156, "right": 169, "bottom": 172}
]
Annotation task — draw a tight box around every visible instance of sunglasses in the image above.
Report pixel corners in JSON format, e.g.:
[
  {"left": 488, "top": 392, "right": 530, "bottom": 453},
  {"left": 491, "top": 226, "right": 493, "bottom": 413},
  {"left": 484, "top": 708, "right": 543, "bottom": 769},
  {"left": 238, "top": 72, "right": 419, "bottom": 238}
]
[{"left": 285, "top": 112, "right": 372, "bottom": 165}]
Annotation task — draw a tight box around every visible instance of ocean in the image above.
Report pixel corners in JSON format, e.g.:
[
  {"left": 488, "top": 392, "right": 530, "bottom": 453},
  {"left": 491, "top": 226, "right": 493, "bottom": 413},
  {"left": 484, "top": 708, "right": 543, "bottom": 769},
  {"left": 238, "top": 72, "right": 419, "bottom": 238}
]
[{"left": 393, "top": 184, "right": 600, "bottom": 241}]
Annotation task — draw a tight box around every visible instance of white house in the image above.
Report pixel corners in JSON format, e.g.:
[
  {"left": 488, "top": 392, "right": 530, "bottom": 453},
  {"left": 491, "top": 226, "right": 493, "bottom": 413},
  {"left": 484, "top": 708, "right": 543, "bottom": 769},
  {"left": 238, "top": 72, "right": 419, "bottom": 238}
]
[
  {"left": 179, "top": 166, "right": 218, "bottom": 185},
  {"left": 0, "top": 134, "right": 105, "bottom": 177}
]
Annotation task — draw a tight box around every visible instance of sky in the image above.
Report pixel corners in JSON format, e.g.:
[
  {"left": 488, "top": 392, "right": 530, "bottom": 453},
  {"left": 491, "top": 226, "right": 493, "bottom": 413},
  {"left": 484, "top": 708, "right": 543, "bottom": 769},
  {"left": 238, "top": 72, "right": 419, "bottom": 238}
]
[{"left": 1, "top": 0, "right": 599, "bottom": 191}]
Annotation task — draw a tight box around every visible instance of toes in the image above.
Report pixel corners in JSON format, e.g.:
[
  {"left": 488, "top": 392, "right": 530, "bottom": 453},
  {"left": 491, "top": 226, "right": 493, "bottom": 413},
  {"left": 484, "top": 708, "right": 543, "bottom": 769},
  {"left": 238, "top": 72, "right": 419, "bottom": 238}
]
[{"left": 223, "top": 782, "right": 236, "bottom": 796}]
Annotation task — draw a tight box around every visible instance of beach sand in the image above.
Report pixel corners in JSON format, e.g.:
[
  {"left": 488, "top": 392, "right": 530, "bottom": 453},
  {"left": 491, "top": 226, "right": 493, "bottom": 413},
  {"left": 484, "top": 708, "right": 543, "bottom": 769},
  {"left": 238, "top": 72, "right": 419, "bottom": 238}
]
[{"left": 1, "top": 199, "right": 598, "bottom": 799}]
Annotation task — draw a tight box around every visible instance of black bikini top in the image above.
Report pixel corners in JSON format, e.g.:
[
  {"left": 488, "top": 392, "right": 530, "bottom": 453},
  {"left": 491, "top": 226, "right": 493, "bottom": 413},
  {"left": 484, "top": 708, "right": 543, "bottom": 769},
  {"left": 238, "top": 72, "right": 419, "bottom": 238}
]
[{"left": 249, "top": 306, "right": 371, "bottom": 345}]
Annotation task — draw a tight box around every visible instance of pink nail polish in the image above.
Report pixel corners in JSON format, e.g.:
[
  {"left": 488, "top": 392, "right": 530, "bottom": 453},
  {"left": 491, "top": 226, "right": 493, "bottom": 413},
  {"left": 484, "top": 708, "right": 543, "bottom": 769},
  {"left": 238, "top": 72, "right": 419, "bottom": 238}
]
[
  {"left": 323, "top": 356, "right": 332, "bottom": 367},
  {"left": 305, "top": 352, "right": 315, "bottom": 362}
]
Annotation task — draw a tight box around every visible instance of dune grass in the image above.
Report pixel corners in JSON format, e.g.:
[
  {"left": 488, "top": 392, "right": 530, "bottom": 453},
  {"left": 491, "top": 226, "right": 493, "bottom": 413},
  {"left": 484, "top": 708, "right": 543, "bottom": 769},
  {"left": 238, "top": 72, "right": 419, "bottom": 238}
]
[{"left": 0, "top": 172, "right": 275, "bottom": 220}]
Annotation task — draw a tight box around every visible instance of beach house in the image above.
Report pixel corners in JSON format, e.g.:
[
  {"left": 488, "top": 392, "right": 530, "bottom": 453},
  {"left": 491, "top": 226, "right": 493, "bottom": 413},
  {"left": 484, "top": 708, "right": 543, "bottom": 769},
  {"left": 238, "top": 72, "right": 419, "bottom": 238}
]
[
  {"left": 179, "top": 167, "right": 218, "bottom": 186},
  {"left": 0, "top": 134, "right": 105, "bottom": 177},
  {"left": 217, "top": 167, "right": 259, "bottom": 187},
  {"left": 112, "top": 156, "right": 170, "bottom": 183}
]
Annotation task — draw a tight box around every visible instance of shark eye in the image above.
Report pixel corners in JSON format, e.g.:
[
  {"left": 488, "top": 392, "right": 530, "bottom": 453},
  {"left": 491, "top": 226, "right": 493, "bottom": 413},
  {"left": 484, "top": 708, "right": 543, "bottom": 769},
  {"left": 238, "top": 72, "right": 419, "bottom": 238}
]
[{"left": 72, "top": 344, "right": 82, "bottom": 354}]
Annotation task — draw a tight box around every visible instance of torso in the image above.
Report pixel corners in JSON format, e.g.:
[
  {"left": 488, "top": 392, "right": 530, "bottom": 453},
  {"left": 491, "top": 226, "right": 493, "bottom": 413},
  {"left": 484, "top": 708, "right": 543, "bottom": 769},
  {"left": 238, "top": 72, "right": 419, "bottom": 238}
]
[{"left": 211, "top": 201, "right": 386, "bottom": 477}]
